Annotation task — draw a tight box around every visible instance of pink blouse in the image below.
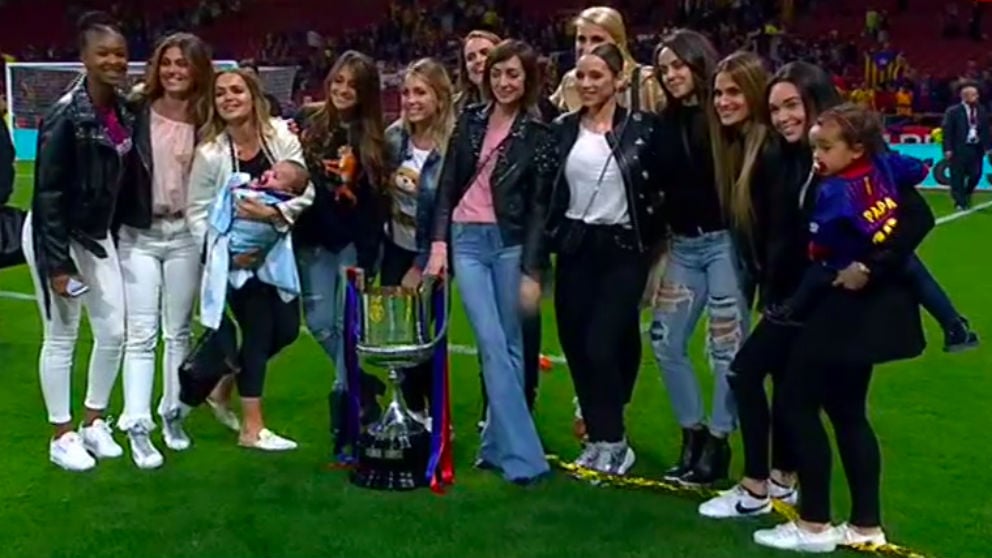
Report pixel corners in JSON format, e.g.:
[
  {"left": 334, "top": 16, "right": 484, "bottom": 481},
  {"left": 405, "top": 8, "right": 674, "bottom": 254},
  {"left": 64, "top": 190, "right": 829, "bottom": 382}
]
[
  {"left": 452, "top": 116, "right": 512, "bottom": 224},
  {"left": 150, "top": 109, "right": 195, "bottom": 216}
]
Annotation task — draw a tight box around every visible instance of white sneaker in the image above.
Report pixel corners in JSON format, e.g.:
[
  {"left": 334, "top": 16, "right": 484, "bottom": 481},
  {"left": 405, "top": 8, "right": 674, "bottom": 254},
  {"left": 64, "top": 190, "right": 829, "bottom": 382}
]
[
  {"left": 127, "top": 425, "right": 163, "bottom": 470},
  {"left": 754, "top": 521, "right": 842, "bottom": 553},
  {"left": 207, "top": 398, "right": 240, "bottom": 432},
  {"left": 80, "top": 419, "right": 124, "bottom": 459},
  {"left": 240, "top": 428, "right": 297, "bottom": 451},
  {"left": 409, "top": 410, "right": 433, "bottom": 432},
  {"left": 838, "top": 523, "right": 887, "bottom": 547},
  {"left": 770, "top": 478, "right": 799, "bottom": 506},
  {"left": 699, "top": 485, "right": 773, "bottom": 519},
  {"left": 590, "top": 441, "right": 635, "bottom": 476},
  {"left": 50, "top": 432, "right": 96, "bottom": 472},
  {"left": 571, "top": 443, "right": 600, "bottom": 469},
  {"left": 161, "top": 411, "right": 191, "bottom": 451}
]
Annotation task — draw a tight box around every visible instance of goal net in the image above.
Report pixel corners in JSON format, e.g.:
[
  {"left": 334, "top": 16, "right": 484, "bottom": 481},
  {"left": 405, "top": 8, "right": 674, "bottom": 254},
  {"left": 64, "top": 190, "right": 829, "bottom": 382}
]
[{"left": 4, "top": 61, "right": 299, "bottom": 161}]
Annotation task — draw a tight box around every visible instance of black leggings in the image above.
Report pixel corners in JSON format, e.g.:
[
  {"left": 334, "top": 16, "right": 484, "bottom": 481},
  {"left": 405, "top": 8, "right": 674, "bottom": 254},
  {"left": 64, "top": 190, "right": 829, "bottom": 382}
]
[
  {"left": 555, "top": 223, "right": 648, "bottom": 443},
  {"left": 379, "top": 238, "right": 433, "bottom": 413},
  {"left": 729, "top": 319, "right": 800, "bottom": 480},
  {"left": 179, "top": 278, "right": 300, "bottom": 404},
  {"left": 783, "top": 359, "right": 881, "bottom": 527}
]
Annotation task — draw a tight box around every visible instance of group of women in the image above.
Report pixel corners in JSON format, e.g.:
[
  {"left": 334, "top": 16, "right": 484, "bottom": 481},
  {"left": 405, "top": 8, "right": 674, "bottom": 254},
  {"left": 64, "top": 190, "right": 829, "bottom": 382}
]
[{"left": 22, "top": 5, "right": 975, "bottom": 555}]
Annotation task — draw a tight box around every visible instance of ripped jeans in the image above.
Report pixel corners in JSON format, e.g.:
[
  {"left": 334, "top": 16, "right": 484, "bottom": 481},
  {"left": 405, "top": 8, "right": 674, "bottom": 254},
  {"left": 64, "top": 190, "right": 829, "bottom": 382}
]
[
  {"left": 649, "top": 230, "right": 749, "bottom": 436},
  {"left": 297, "top": 243, "right": 357, "bottom": 391}
]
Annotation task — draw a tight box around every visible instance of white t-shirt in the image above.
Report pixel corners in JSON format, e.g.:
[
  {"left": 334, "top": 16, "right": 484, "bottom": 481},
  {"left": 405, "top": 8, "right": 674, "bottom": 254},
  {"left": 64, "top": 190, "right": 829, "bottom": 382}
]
[
  {"left": 564, "top": 127, "right": 630, "bottom": 225},
  {"left": 388, "top": 146, "right": 431, "bottom": 251}
]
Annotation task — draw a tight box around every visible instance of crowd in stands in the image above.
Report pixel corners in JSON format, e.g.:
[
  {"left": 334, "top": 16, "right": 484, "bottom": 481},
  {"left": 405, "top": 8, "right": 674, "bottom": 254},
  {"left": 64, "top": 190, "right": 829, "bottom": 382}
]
[{"left": 3, "top": 0, "right": 992, "bottom": 121}]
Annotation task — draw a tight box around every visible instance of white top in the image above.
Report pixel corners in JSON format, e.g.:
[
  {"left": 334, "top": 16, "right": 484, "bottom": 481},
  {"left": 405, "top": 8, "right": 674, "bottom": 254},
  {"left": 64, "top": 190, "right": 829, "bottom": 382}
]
[
  {"left": 564, "top": 126, "right": 630, "bottom": 225},
  {"left": 387, "top": 146, "right": 431, "bottom": 251}
]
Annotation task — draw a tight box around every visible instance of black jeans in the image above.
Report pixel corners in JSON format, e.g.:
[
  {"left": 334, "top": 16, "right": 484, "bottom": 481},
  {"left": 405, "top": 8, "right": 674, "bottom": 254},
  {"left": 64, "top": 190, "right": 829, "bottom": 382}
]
[
  {"left": 950, "top": 143, "right": 983, "bottom": 208},
  {"left": 729, "top": 319, "right": 800, "bottom": 480},
  {"left": 555, "top": 222, "right": 648, "bottom": 443},
  {"left": 782, "top": 359, "right": 881, "bottom": 527},
  {"left": 179, "top": 278, "right": 300, "bottom": 405},
  {"left": 379, "top": 238, "right": 433, "bottom": 413}
]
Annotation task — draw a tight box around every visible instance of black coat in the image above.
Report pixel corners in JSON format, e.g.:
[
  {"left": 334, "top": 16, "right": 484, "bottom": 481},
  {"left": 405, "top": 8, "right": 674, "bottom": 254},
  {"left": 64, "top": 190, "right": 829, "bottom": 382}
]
[
  {"left": 941, "top": 102, "right": 992, "bottom": 156},
  {"left": 31, "top": 78, "right": 135, "bottom": 280},
  {"left": 738, "top": 144, "right": 932, "bottom": 370},
  {"left": 0, "top": 116, "right": 24, "bottom": 269},
  {"left": 546, "top": 106, "right": 667, "bottom": 256},
  {"left": 431, "top": 103, "right": 558, "bottom": 277}
]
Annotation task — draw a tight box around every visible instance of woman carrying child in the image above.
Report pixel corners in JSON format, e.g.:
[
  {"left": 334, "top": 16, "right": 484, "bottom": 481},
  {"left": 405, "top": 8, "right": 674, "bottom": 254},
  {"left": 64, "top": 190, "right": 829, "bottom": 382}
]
[{"left": 181, "top": 68, "right": 314, "bottom": 451}]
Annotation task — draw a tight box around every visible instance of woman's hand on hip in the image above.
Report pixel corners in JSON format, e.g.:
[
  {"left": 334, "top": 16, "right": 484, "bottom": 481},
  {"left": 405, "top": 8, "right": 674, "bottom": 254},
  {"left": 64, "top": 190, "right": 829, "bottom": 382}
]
[
  {"left": 237, "top": 198, "right": 281, "bottom": 223},
  {"left": 424, "top": 241, "right": 448, "bottom": 277},
  {"left": 832, "top": 262, "right": 870, "bottom": 291}
]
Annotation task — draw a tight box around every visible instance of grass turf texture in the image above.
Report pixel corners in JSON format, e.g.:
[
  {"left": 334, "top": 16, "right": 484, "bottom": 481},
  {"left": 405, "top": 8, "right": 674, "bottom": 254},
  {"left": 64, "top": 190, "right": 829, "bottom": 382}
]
[{"left": 0, "top": 161, "right": 988, "bottom": 558}]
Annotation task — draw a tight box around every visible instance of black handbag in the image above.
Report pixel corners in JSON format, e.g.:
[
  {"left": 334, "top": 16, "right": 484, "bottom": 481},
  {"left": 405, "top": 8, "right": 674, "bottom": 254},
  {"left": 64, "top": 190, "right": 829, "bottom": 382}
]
[{"left": 0, "top": 206, "right": 26, "bottom": 270}]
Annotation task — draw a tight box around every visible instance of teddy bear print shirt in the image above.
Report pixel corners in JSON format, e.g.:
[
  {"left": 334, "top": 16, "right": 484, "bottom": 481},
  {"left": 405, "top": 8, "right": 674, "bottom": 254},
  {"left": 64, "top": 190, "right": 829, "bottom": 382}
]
[{"left": 389, "top": 146, "right": 431, "bottom": 251}]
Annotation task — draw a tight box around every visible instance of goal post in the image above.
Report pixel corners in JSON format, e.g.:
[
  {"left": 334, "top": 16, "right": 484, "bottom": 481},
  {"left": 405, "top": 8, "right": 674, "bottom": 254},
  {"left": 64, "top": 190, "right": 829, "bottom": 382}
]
[{"left": 4, "top": 60, "right": 298, "bottom": 161}]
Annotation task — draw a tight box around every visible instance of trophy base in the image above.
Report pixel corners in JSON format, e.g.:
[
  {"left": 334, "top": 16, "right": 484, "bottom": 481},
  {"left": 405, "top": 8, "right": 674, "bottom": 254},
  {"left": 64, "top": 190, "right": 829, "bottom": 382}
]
[{"left": 350, "top": 427, "right": 432, "bottom": 491}]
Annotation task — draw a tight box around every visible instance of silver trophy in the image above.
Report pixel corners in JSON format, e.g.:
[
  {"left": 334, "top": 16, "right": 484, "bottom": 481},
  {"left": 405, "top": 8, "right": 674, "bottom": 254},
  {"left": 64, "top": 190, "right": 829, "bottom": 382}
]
[{"left": 350, "top": 275, "right": 449, "bottom": 490}]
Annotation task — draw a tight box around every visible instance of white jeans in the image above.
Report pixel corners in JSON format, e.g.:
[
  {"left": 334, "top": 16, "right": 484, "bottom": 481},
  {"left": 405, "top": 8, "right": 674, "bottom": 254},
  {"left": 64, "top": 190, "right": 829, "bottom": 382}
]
[
  {"left": 117, "top": 218, "right": 201, "bottom": 429},
  {"left": 22, "top": 215, "right": 126, "bottom": 424}
]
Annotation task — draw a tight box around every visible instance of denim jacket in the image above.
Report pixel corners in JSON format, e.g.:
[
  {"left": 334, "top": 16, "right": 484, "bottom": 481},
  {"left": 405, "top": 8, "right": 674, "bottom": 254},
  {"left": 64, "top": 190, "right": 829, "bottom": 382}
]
[{"left": 384, "top": 120, "right": 444, "bottom": 270}]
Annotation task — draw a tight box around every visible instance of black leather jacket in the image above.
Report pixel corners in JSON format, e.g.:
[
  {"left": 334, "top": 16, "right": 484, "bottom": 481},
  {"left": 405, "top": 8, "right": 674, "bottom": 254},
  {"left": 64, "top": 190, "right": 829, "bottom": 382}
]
[
  {"left": 115, "top": 99, "right": 195, "bottom": 229},
  {"left": 546, "top": 106, "right": 667, "bottom": 254},
  {"left": 30, "top": 78, "right": 134, "bottom": 281},
  {"left": 431, "top": 103, "right": 557, "bottom": 277}
]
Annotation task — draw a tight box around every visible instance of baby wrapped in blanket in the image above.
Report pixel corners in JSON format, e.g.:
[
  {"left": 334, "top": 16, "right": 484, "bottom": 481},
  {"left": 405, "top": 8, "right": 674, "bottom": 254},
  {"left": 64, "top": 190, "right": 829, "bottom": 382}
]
[{"left": 200, "top": 160, "right": 311, "bottom": 329}]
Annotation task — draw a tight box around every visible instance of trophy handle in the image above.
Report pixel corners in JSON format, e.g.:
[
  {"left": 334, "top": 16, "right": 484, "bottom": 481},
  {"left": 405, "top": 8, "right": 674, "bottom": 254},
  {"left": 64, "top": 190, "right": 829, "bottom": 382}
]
[{"left": 418, "top": 273, "right": 451, "bottom": 350}]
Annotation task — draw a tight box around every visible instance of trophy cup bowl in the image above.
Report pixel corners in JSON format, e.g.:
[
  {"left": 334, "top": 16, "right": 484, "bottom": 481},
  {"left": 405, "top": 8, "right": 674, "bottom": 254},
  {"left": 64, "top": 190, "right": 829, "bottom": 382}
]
[{"left": 350, "top": 275, "right": 448, "bottom": 490}]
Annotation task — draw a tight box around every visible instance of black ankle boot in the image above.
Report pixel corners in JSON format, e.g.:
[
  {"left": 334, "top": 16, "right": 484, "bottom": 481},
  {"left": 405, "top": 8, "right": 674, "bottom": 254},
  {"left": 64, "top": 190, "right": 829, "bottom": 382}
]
[
  {"left": 329, "top": 389, "right": 348, "bottom": 457},
  {"left": 680, "top": 432, "right": 731, "bottom": 485},
  {"left": 359, "top": 373, "right": 386, "bottom": 426},
  {"left": 944, "top": 317, "right": 980, "bottom": 353},
  {"left": 663, "top": 428, "right": 706, "bottom": 481}
]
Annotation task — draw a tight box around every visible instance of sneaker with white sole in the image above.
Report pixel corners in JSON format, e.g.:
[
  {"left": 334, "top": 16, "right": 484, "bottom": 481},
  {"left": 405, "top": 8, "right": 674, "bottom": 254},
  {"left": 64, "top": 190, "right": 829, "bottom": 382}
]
[
  {"left": 590, "top": 441, "right": 635, "bottom": 476},
  {"left": 127, "top": 424, "right": 163, "bottom": 470},
  {"left": 206, "top": 398, "right": 240, "bottom": 432},
  {"left": 770, "top": 478, "right": 799, "bottom": 506},
  {"left": 161, "top": 410, "right": 191, "bottom": 451},
  {"left": 240, "top": 428, "right": 297, "bottom": 451},
  {"left": 699, "top": 484, "right": 773, "bottom": 519},
  {"left": 571, "top": 443, "right": 600, "bottom": 469},
  {"left": 838, "top": 523, "right": 887, "bottom": 547},
  {"left": 754, "top": 521, "right": 842, "bottom": 553},
  {"left": 80, "top": 419, "right": 123, "bottom": 459},
  {"left": 50, "top": 432, "right": 96, "bottom": 472}
]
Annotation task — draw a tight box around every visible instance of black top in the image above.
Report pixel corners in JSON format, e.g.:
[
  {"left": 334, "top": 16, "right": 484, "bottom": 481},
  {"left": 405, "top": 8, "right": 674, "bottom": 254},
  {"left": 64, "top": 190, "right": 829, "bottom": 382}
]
[
  {"left": 659, "top": 105, "right": 725, "bottom": 236},
  {"left": 292, "top": 107, "right": 385, "bottom": 273},
  {"left": 238, "top": 149, "right": 271, "bottom": 180},
  {"left": 0, "top": 116, "right": 14, "bottom": 205}
]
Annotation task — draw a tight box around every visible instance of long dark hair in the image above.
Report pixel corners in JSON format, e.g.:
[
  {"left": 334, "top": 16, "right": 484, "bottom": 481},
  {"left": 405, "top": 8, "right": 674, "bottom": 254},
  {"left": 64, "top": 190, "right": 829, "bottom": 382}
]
[
  {"left": 303, "top": 50, "right": 387, "bottom": 191},
  {"left": 140, "top": 32, "right": 214, "bottom": 130},
  {"left": 767, "top": 61, "right": 843, "bottom": 138},
  {"left": 654, "top": 29, "right": 719, "bottom": 112}
]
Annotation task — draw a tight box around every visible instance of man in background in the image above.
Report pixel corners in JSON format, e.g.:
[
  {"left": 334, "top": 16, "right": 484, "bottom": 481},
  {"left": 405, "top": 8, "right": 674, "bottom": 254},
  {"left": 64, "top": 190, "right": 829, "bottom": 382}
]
[
  {"left": 238, "top": 59, "right": 283, "bottom": 117},
  {"left": 942, "top": 81, "right": 992, "bottom": 210}
]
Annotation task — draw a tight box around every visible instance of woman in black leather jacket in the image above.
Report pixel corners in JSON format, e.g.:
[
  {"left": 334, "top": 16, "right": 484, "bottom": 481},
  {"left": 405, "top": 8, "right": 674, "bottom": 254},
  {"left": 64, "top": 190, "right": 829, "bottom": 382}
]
[
  {"left": 424, "top": 39, "right": 555, "bottom": 485},
  {"left": 546, "top": 43, "right": 666, "bottom": 476},
  {"left": 22, "top": 11, "right": 134, "bottom": 472}
]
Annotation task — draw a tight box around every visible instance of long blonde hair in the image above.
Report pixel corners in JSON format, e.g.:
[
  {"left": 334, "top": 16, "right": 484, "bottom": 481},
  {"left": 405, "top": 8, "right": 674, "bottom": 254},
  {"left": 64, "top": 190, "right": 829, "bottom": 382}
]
[
  {"left": 402, "top": 58, "right": 455, "bottom": 156},
  {"left": 201, "top": 68, "right": 274, "bottom": 143},
  {"left": 709, "top": 51, "right": 770, "bottom": 238},
  {"left": 574, "top": 6, "right": 637, "bottom": 79}
]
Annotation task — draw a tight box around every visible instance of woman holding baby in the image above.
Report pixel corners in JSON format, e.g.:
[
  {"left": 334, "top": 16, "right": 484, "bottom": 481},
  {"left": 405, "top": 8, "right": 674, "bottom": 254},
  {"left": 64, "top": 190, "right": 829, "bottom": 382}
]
[{"left": 180, "top": 67, "right": 314, "bottom": 452}]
